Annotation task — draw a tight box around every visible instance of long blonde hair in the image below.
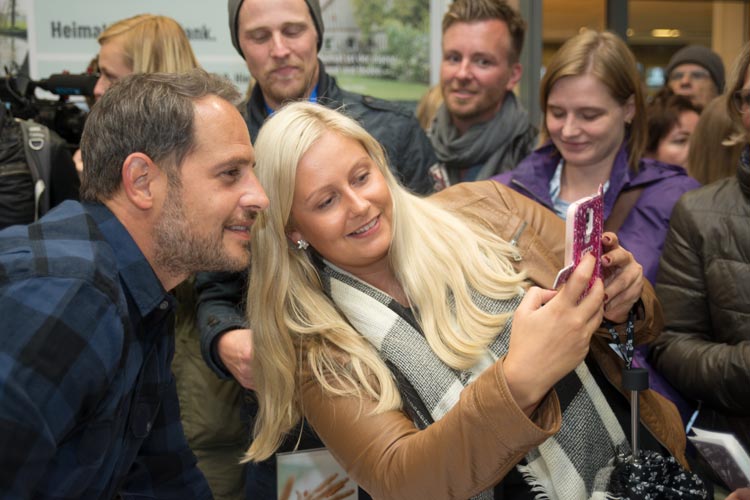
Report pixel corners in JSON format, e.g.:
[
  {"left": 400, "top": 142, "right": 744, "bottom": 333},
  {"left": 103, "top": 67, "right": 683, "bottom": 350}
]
[
  {"left": 245, "top": 102, "right": 527, "bottom": 461},
  {"left": 98, "top": 14, "right": 199, "bottom": 74}
]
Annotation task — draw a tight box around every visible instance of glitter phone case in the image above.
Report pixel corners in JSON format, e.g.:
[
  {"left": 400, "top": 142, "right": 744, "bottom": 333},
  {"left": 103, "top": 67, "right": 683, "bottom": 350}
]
[{"left": 552, "top": 185, "right": 604, "bottom": 294}]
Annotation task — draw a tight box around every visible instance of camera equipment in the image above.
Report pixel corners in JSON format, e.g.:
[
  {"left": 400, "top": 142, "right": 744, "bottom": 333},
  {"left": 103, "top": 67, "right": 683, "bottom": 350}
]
[
  {"left": 37, "top": 73, "right": 97, "bottom": 97},
  {"left": 1, "top": 68, "right": 97, "bottom": 148}
]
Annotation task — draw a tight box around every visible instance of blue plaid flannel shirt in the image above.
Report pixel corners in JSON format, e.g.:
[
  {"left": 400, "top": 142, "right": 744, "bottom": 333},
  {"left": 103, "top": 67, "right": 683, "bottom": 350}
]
[{"left": 0, "top": 201, "right": 212, "bottom": 499}]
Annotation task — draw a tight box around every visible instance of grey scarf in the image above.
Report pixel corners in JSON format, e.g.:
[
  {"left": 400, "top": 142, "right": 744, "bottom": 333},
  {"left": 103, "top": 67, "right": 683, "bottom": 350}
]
[
  {"left": 429, "top": 93, "right": 536, "bottom": 185},
  {"left": 321, "top": 262, "right": 629, "bottom": 500}
]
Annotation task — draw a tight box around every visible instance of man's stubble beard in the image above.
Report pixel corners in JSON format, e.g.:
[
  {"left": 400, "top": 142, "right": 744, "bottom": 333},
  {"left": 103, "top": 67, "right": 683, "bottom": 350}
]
[{"left": 153, "top": 186, "right": 250, "bottom": 278}]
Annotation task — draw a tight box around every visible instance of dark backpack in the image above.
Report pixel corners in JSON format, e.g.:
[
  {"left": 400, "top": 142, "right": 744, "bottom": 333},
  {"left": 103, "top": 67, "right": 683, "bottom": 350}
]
[{"left": 0, "top": 119, "right": 53, "bottom": 229}]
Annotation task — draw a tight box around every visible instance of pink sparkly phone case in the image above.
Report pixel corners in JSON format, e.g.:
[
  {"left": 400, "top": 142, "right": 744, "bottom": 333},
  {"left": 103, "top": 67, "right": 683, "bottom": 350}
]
[{"left": 552, "top": 186, "right": 604, "bottom": 294}]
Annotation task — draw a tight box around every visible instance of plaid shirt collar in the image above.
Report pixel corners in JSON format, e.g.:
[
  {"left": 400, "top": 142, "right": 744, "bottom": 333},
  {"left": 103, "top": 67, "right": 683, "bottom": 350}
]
[{"left": 84, "top": 202, "right": 171, "bottom": 318}]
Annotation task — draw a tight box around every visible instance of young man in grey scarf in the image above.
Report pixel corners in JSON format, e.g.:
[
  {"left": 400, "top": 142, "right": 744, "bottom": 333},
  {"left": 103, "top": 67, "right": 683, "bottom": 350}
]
[{"left": 429, "top": 0, "right": 538, "bottom": 190}]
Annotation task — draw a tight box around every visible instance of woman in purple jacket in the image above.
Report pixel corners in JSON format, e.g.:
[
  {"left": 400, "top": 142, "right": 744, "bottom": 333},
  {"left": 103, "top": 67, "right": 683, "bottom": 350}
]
[{"left": 493, "top": 30, "right": 699, "bottom": 284}]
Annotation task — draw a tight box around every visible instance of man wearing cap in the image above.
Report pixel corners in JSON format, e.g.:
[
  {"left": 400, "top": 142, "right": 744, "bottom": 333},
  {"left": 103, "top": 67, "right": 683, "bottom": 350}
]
[
  {"left": 227, "top": 0, "right": 435, "bottom": 194},
  {"left": 665, "top": 44, "right": 725, "bottom": 109}
]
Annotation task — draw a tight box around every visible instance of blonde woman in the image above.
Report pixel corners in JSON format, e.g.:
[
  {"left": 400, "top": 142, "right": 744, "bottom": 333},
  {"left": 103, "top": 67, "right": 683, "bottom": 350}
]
[
  {"left": 93, "top": 14, "right": 199, "bottom": 98},
  {"left": 245, "top": 102, "right": 692, "bottom": 499},
  {"left": 75, "top": 14, "right": 201, "bottom": 175}
]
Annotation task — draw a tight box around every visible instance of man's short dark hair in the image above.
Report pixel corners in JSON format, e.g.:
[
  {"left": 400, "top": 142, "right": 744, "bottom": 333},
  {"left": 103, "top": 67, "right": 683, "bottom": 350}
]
[
  {"left": 79, "top": 69, "right": 241, "bottom": 202},
  {"left": 442, "top": 0, "right": 526, "bottom": 63}
]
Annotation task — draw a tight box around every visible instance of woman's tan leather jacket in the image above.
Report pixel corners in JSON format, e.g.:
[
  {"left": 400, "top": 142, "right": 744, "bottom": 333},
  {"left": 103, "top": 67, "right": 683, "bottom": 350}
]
[{"left": 301, "top": 181, "right": 686, "bottom": 500}]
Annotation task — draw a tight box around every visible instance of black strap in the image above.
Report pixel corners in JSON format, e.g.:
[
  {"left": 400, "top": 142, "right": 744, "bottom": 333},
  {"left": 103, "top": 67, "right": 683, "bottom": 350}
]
[
  {"left": 603, "top": 307, "right": 637, "bottom": 369},
  {"left": 17, "top": 119, "right": 52, "bottom": 219}
]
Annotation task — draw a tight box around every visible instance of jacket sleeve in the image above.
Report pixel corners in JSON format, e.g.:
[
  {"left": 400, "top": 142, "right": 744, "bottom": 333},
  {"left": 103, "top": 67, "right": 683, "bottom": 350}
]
[
  {"left": 357, "top": 95, "right": 436, "bottom": 196},
  {"left": 397, "top": 122, "right": 437, "bottom": 194},
  {"left": 194, "top": 270, "right": 248, "bottom": 379},
  {"left": 389, "top": 116, "right": 437, "bottom": 195},
  {"left": 302, "top": 357, "right": 561, "bottom": 500},
  {"left": 650, "top": 198, "right": 750, "bottom": 415}
]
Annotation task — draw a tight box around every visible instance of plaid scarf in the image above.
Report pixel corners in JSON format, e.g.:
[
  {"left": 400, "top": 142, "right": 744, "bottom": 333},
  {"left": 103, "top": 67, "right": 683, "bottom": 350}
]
[
  {"left": 321, "top": 263, "right": 630, "bottom": 500},
  {"left": 429, "top": 92, "right": 535, "bottom": 184}
]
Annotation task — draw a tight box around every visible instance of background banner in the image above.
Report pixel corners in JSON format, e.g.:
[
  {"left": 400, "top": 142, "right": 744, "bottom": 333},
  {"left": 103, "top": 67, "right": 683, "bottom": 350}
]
[
  {"left": 2, "top": 0, "right": 431, "bottom": 101},
  {"left": 1, "top": 0, "right": 249, "bottom": 90}
]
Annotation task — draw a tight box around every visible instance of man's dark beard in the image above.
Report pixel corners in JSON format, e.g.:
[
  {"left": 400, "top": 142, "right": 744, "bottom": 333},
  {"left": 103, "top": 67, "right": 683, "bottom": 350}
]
[{"left": 153, "top": 187, "right": 250, "bottom": 277}]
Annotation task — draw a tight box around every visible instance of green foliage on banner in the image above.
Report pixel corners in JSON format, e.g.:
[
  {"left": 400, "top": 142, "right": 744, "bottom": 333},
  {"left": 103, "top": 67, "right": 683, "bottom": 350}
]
[{"left": 349, "top": 0, "right": 429, "bottom": 84}]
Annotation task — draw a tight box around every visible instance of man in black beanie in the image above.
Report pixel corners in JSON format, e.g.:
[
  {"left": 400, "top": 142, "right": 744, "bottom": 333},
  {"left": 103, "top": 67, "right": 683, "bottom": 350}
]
[
  {"left": 226, "top": 0, "right": 435, "bottom": 194},
  {"left": 665, "top": 44, "right": 725, "bottom": 109}
]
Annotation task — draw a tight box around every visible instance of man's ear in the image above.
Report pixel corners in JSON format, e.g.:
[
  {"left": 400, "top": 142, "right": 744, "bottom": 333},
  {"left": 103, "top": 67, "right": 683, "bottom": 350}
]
[
  {"left": 506, "top": 62, "right": 523, "bottom": 91},
  {"left": 121, "top": 153, "right": 161, "bottom": 210}
]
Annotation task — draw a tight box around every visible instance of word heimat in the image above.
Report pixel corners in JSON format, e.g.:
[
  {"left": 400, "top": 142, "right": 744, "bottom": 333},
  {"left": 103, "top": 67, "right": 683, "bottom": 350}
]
[
  {"left": 50, "top": 21, "right": 216, "bottom": 41},
  {"left": 50, "top": 21, "right": 107, "bottom": 39}
]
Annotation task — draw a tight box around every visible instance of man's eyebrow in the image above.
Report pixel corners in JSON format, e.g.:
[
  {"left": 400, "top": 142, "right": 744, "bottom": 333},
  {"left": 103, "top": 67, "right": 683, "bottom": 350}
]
[
  {"left": 245, "top": 20, "right": 307, "bottom": 33},
  {"left": 211, "top": 156, "right": 253, "bottom": 172}
]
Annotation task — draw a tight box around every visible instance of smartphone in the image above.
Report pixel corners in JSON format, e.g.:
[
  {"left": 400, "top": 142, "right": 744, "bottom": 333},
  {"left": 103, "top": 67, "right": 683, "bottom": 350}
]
[{"left": 552, "top": 185, "right": 604, "bottom": 294}]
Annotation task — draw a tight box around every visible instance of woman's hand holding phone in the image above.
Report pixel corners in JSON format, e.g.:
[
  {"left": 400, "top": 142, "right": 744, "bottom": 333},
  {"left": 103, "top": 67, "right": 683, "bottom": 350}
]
[{"left": 504, "top": 254, "right": 604, "bottom": 415}]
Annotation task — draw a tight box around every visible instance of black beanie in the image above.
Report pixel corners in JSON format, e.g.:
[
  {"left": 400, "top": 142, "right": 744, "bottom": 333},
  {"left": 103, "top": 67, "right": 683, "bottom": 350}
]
[
  {"left": 665, "top": 45, "right": 725, "bottom": 93},
  {"left": 227, "top": 0, "right": 324, "bottom": 58}
]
